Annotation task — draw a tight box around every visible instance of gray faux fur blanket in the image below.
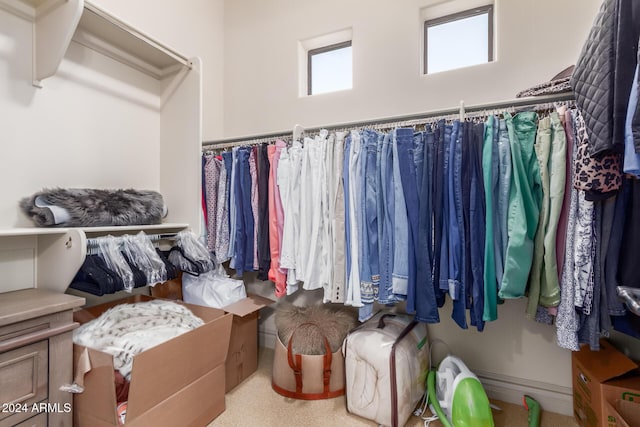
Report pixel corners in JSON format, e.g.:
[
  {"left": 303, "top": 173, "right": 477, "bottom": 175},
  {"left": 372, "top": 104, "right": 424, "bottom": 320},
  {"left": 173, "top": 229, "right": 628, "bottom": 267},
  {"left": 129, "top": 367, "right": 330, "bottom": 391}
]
[
  {"left": 20, "top": 188, "right": 167, "bottom": 227},
  {"left": 275, "top": 304, "right": 357, "bottom": 355}
]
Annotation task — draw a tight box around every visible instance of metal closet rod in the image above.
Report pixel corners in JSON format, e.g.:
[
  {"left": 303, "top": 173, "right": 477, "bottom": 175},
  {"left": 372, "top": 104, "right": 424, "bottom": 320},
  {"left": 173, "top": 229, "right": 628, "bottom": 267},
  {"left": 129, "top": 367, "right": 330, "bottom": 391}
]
[
  {"left": 202, "top": 92, "right": 575, "bottom": 150},
  {"left": 86, "top": 233, "right": 177, "bottom": 248}
]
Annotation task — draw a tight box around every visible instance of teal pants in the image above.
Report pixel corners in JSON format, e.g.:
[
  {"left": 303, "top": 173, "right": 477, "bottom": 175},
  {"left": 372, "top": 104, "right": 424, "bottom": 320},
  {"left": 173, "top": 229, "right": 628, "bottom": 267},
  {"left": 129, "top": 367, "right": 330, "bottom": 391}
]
[{"left": 499, "top": 112, "right": 542, "bottom": 299}]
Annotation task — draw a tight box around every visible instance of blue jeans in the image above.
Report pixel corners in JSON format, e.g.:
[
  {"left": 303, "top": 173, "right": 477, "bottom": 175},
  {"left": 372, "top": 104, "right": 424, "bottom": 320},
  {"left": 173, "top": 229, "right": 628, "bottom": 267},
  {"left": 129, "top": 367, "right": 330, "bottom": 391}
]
[
  {"left": 449, "top": 121, "right": 467, "bottom": 329},
  {"left": 392, "top": 129, "right": 410, "bottom": 299},
  {"left": 414, "top": 132, "right": 425, "bottom": 195},
  {"left": 462, "top": 123, "right": 472, "bottom": 310},
  {"left": 432, "top": 121, "right": 446, "bottom": 306},
  {"left": 376, "top": 132, "right": 385, "bottom": 290},
  {"left": 234, "top": 147, "right": 255, "bottom": 277},
  {"left": 415, "top": 128, "right": 439, "bottom": 323},
  {"left": 378, "top": 133, "right": 396, "bottom": 304},
  {"left": 439, "top": 124, "right": 452, "bottom": 293},
  {"left": 396, "top": 128, "right": 420, "bottom": 314},
  {"left": 228, "top": 147, "right": 239, "bottom": 266},
  {"left": 469, "top": 122, "right": 487, "bottom": 331},
  {"left": 359, "top": 130, "right": 381, "bottom": 321}
]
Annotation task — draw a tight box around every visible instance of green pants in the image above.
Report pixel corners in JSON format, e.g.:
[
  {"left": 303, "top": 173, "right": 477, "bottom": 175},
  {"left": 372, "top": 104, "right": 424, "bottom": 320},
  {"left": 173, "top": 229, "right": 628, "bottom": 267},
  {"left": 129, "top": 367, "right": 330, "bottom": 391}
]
[
  {"left": 526, "top": 112, "right": 567, "bottom": 318},
  {"left": 499, "top": 112, "right": 542, "bottom": 299}
]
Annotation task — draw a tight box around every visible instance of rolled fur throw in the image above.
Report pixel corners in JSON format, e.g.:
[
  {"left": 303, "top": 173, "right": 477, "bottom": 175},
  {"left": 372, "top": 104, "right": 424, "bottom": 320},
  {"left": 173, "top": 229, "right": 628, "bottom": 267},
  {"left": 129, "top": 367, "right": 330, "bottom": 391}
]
[
  {"left": 20, "top": 188, "right": 167, "bottom": 227},
  {"left": 275, "top": 303, "right": 357, "bottom": 355}
]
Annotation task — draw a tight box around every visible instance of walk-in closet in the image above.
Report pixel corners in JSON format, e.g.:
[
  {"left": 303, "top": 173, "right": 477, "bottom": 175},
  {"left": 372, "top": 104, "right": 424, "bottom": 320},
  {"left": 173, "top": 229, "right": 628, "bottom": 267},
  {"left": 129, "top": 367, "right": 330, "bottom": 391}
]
[{"left": 1, "top": 0, "right": 638, "bottom": 426}]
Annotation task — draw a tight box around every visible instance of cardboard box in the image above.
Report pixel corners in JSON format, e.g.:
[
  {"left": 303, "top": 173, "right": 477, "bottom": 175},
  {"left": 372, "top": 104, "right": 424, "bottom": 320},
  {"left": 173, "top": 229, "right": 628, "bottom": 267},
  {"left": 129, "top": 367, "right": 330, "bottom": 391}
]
[
  {"left": 219, "top": 294, "right": 273, "bottom": 392},
  {"left": 72, "top": 295, "right": 233, "bottom": 427},
  {"left": 572, "top": 340, "right": 640, "bottom": 427},
  {"left": 605, "top": 399, "right": 640, "bottom": 427}
]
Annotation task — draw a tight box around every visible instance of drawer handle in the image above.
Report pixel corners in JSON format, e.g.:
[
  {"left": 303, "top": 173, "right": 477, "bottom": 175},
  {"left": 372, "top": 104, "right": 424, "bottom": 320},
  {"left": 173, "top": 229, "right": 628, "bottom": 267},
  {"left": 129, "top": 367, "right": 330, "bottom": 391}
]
[{"left": 0, "top": 323, "right": 79, "bottom": 353}]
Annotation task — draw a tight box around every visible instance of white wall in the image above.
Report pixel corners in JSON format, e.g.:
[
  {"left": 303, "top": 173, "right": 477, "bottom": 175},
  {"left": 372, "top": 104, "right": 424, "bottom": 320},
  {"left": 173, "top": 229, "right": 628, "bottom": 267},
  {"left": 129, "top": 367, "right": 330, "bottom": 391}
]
[
  {"left": 0, "top": 10, "right": 162, "bottom": 227},
  {"left": 223, "top": 0, "right": 603, "bottom": 415},
  {"left": 91, "top": 0, "right": 225, "bottom": 141},
  {"left": 223, "top": 0, "right": 600, "bottom": 136}
]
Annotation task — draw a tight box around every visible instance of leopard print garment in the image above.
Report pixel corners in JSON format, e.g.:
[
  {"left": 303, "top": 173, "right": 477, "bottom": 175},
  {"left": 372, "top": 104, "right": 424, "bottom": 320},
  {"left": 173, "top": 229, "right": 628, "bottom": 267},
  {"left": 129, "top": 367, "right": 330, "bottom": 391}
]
[{"left": 573, "top": 109, "right": 623, "bottom": 196}]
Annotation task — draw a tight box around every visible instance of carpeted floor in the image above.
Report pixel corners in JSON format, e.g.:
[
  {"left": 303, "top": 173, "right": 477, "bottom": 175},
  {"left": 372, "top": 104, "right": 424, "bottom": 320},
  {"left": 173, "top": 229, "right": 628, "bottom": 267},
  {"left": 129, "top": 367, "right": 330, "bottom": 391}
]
[{"left": 208, "top": 347, "right": 578, "bottom": 427}]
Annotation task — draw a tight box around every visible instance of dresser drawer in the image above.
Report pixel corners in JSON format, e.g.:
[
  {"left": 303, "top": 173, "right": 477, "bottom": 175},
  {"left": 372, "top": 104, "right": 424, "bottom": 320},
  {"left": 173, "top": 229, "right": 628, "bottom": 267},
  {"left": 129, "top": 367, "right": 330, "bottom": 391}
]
[
  {"left": 0, "top": 311, "right": 74, "bottom": 352},
  {"left": 12, "top": 412, "right": 46, "bottom": 427},
  {"left": 0, "top": 341, "right": 48, "bottom": 425}
]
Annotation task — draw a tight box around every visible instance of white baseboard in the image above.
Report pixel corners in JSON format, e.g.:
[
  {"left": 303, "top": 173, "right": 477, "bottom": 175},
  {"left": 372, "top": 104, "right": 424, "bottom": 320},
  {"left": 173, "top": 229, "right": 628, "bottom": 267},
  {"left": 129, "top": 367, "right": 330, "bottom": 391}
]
[
  {"left": 475, "top": 369, "right": 574, "bottom": 416},
  {"left": 259, "top": 329, "right": 277, "bottom": 350}
]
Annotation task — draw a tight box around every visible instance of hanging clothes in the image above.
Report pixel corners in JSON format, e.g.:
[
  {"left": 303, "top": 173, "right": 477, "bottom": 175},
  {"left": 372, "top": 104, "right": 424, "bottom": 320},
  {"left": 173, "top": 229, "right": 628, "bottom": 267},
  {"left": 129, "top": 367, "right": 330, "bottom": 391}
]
[
  {"left": 415, "top": 126, "right": 439, "bottom": 324},
  {"left": 202, "top": 98, "right": 640, "bottom": 346},
  {"left": 215, "top": 152, "right": 232, "bottom": 264},
  {"left": 526, "top": 112, "right": 567, "bottom": 318},
  {"left": 482, "top": 116, "right": 499, "bottom": 321},
  {"left": 256, "top": 144, "right": 271, "bottom": 280},
  {"left": 396, "top": 127, "right": 420, "bottom": 316},
  {"left": 329, "top": 132, "right": 347, "bottom": 303},
  {"left": 249, "top": 147, "right": 259, "bottom": 272},
  {"left": 267, "top": 142, "right": 287, "bottom": 296},
  {"left": 299, "top": 132, "right": 330, "bottom": 291},
  {"left": 279, "top": 139, "right": 304, "bottom": 293},
  {"left": 493, "top": 118, "right": 511, "bottom": 286},
  {"left": 346, "top": 131, "right": 363, "bottom": 308},
  {"left": 467, "top": 121, "right": 487, "bottom": 331},
  {"left": 203, "top": 154, "right": 221, "bottom": 254},
  {"left": 499, "top": 112, "right": 542, "bottom": 300},
  {"left": 378, "top": 132, "right": 396, "bottom": 306},
  {"left": 359, "top": 129, "right": 382, "bottom": 321}
]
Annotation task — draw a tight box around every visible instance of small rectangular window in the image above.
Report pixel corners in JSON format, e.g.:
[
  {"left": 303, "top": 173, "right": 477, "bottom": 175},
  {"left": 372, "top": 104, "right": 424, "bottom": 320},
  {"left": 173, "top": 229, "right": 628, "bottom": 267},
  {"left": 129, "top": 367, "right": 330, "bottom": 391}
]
[
  {"left": 424, "top": 5, "right": 493, "bottom": 74},
  {"left": 308, "top": 41, "right": 352, "bottom": 96}
]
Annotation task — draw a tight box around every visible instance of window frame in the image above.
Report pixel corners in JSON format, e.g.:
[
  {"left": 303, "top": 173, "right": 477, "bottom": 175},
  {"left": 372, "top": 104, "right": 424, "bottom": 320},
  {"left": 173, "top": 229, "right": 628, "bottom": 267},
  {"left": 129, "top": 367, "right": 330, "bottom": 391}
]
[
  {"left": 423, "top": 5, "right": 494, "bottom": 75},
  {"left": 307, "top": 40, "right": 353, "bottom": 96}
]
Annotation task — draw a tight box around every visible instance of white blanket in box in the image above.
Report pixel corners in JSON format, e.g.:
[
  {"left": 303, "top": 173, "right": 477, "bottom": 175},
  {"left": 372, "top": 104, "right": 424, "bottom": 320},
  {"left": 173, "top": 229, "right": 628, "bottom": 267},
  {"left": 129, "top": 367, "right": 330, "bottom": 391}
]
[{"left": 73, "top": 300, "right": 204, "bottom": 380}]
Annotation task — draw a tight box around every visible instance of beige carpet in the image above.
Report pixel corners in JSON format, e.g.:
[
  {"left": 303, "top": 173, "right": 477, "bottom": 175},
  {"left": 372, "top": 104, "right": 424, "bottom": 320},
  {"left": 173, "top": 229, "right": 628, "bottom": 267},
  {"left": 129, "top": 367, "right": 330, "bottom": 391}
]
[{"left": 208, "top": 348, "right": 578, "bottom": 427}]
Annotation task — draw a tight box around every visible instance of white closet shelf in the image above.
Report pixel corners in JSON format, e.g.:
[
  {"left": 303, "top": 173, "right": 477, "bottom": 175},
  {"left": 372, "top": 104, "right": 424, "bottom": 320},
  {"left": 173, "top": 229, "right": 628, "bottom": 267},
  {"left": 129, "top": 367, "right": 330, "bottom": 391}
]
[
  {"left": 0, "top": 223, "right": 188, "bottom": 237},
  {"left": 0, "top": 223, "right": 189, "bottom": 294},
  {"left": 0, "top": 0, "right": 191, "bottom": 86},
  {"left": 0, "top": 0, "right": 56, "bottom": 21},
  {"left": 75, "top": 2, "right": 191, "bottom": 80},
  {"left": 0, "top": 227, "right": 70, "bottom": 237},
  {"left": 79, "top": 223, "right": 189, "bottom": 235}
]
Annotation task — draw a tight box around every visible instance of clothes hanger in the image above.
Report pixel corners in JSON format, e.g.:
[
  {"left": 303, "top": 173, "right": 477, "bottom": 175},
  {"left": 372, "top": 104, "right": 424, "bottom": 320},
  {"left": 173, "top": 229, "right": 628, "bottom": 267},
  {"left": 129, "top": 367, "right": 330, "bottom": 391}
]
[{"left": 293, "top": 124, "right": 305, "bottom": 141}]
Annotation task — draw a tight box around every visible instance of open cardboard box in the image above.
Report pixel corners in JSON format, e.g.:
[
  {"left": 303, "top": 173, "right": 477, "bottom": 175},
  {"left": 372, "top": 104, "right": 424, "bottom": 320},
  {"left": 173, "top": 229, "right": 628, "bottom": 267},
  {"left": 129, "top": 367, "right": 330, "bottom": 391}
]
[
  {"left": 572, "top": 340, "right": 640, "bottom": 427},
  {"left": 72, "top": 295, "right": 233, "bottom": 427},
  {"left": 605, "top": 399, "right": 640, "bottom": 427},
  {"left": 206, "top": 294, "right": 273, "bottom": 392}
]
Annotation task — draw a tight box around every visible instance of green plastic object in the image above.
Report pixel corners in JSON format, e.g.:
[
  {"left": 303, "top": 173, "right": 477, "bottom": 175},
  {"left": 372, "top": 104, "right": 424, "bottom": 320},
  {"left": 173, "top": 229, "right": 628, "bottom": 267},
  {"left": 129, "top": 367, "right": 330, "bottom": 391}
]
[
  {"left": 426, "top": 360, "right": 494, "bottom": 427},
  {"left": 450, "top": 377, "right": 494, "bottom": 427},
  {"left": 523, "top": 395, "right": 541, "bottom": 427},
  {"left": 427, "top": 370, "right": 454, "bottom": 427}
]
